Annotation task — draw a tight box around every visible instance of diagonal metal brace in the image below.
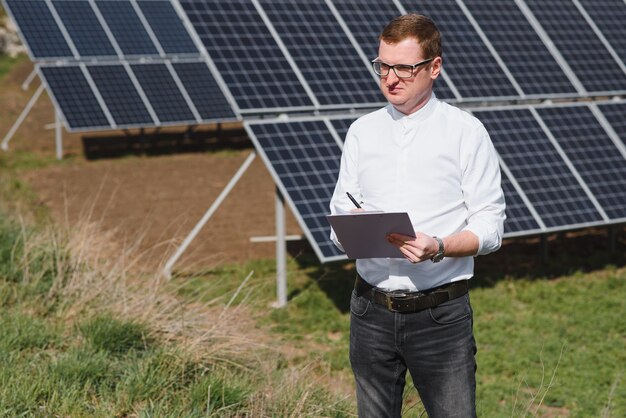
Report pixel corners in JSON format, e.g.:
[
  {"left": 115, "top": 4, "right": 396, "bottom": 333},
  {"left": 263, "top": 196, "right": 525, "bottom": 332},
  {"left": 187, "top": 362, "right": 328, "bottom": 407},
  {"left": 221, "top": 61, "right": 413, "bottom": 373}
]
[
  {"left": 2, "top": 83, "right": 45, "bottom": 151},
  {"left": 162, "top": 151, "right": 256, "bottom": 279}
]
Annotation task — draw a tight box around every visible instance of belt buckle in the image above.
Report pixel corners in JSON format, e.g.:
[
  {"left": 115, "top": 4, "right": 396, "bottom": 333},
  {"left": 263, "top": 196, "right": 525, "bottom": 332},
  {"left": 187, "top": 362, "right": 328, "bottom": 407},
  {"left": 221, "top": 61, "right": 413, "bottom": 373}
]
[
  {"left": 385, "top": 292, "right": 406, "bottom": 312},
  {"left": 385, "top": 294, "right": 396, "bottom": 312}
]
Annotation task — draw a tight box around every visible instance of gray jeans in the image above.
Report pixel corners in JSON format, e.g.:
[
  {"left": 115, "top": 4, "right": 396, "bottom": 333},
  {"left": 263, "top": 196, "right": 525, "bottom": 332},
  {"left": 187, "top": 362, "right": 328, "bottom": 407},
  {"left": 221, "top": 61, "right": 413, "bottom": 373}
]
[{"left": 349, "top": 289, "right": 477, "bottom": 418}]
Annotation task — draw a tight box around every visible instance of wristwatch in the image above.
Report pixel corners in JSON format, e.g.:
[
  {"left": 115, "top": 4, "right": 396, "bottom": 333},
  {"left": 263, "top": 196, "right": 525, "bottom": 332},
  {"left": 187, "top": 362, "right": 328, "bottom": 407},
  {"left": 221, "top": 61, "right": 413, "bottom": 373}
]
[{"left": 431, "top": 236, "right": 445, "bottom": 263}]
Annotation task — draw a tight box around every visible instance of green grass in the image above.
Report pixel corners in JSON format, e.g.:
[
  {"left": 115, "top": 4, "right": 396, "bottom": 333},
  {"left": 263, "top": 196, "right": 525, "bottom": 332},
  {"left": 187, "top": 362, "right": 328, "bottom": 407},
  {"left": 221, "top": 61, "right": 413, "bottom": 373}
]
[
  {"left": 79, "top": 314, "right": 151, "bottom": 355},
  {"left": 0, "top": 211, "right": 354, "bottom": 417},
  {"left": 171, "top": 236, "right": 626, "bottom": 417},
  {"left": 0, "top": 53, "right": 24, "bottom": 80}
]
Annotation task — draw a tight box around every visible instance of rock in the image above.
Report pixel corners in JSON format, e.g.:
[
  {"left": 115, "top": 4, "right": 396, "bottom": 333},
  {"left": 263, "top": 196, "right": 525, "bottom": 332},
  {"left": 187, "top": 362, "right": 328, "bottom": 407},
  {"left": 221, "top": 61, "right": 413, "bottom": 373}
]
[{"left": 0, "top": 16, "right": 27, "bottom": 58}]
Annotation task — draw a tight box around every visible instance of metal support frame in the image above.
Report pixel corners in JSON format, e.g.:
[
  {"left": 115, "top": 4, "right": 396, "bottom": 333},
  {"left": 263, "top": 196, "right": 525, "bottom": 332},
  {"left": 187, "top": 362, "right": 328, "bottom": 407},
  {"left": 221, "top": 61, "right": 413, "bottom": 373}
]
[
  {"left": 55, "top": 109, "right": 63, "bottom": 160},
  {"left": 162, "top": 151, "right": 256, "bottom": 279},
  {"left": 22, "top": 68, "right": 38, "bottom": 91},
  {"left": 1, "top": 83, "right": 45, "bottom": 151},
  {"left": 273, "top": 187, "right": 288, "bottom": 308}
]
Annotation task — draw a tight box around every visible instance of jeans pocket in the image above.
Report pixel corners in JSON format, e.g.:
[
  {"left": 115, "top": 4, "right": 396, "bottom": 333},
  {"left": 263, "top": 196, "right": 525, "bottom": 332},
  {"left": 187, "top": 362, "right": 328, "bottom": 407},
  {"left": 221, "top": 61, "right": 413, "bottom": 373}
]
[
  {"left": 350, "top": 290, "right": 371, "bottom": 317},
  {"left": 428, "top": 293, "right": 471, "bottom": 325}
]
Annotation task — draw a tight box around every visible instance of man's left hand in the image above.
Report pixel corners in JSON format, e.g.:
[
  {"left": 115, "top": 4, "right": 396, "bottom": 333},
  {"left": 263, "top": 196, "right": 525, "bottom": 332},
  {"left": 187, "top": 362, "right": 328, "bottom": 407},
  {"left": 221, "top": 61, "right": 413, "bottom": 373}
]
[{"left": 387, "top": 232, "right": 439, "bottom": 264}]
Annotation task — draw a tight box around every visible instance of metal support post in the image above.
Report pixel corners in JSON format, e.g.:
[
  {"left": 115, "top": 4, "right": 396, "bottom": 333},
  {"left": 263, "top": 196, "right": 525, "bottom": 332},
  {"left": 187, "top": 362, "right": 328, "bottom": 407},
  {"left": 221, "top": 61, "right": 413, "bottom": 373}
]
[
  {"left": 274, "top": 187, "right": 288, "bottom": 308},
  {"left": 1, "top": 83, "right": 45, "bottom": 151},
  {"left": 55, "top": 110, "right": 63, "bottom": 160},
  {"left": 22, "top": 68, "right": 38, "bottom": 91},
  {"left": 162, "top": 151, "right": 256, "bottom": 279}
]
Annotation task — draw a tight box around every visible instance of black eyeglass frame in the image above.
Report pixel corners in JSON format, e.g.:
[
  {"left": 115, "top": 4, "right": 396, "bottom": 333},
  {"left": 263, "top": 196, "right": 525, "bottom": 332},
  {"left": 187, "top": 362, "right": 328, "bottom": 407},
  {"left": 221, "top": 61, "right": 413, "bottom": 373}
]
[{"left": 371, "top": 57, "right": 435, "bottom": 78}]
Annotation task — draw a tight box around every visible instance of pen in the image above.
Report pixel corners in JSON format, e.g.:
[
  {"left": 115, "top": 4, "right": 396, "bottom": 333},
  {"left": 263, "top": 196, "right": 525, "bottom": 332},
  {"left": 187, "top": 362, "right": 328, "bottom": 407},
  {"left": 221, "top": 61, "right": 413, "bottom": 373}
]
[{"left": 346, "top": 192, "right": 362, "bottom": 209}]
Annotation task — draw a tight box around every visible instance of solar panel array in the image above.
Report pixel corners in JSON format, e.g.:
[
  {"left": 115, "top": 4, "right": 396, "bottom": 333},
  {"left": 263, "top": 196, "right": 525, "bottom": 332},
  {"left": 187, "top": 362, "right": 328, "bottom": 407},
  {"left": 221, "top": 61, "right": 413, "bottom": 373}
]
[
  {"left": 247, "top": 101, "right": 626, "bottom": 261},
  {"left": 5, "top": 0, "right": 238, "bottom": 130},
  {"left": 4, "top": 0, "right": 626, "bottom": 262}
]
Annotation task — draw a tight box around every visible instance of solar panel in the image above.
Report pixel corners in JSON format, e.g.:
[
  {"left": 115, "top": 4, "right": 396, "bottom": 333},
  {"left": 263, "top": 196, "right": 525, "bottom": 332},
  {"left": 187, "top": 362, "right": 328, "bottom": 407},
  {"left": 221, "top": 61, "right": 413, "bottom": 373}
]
[
  {"left": 329, "top": 117, "right": 355, "bottom": 144},
  {"left": 5, "top": 0, "right": 73, "bottom": 59},
  {"left": 95, "top": 0, "right": 159, "bottom": 56},
  {"left": 462, "top": 0, "right": 578, "bottom": 97},
  {"left": 400, "top": 0, "right": 519, "bottom": 99},
  {"left": 136, "top": 0, "right": 198, "bottom": 55},
  {"left": 598, "top": 102, "right": 626, "bottom": 147},
  {"left": 39, "top": 65, "right": 110, "bottom": 129},
  {"left": 130, "top": 63, "right": 195, "bottom": 124},
  {"left": 500, "top": 170, "right": 542, "bottom": 235},
  {"left": 245, "top": 119, "right": 345, "bottom": 261},
  {"left": 52, "top": 0, "right": 116, "bottom": 58},
  {"left": 179, "top": 0, "right": 314, "bottom": 111},
  {"left": 87, "top": 64, "right": 154, "bottom": 127},
  {"left": 473, "top": 108, "right": 604, "bottom": 228},
  {"left": 536, "top": 106, "right": 626, "bottom": 221},
  {"left": 523, "top": 0, "right": 626, "bottom": 94},
  {"left": 577, "top": 0, "right": 626, "bottom": 68},
  {"left": 172, "top": 62, "right": 238, "bottom": 121},
  {"left": 258, "top": 0, "right": 383, "bottom": 107},
  {"left": 330, "top": 0, "right": 456, "bottom": 101}
]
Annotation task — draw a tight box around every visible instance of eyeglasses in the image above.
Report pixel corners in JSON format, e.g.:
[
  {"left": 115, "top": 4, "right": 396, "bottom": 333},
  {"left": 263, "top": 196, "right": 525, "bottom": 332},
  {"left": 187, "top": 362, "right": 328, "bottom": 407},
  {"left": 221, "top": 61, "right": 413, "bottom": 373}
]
[{"left": 371, "top": 58, "right": 434, "bottom": 78}]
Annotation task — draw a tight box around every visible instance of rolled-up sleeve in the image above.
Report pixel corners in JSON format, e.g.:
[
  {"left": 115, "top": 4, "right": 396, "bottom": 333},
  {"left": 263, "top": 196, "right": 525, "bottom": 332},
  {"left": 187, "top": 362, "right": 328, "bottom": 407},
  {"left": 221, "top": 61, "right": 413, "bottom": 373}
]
[{"left": 460, "top": 124, "right": 506, "bottom": 255}]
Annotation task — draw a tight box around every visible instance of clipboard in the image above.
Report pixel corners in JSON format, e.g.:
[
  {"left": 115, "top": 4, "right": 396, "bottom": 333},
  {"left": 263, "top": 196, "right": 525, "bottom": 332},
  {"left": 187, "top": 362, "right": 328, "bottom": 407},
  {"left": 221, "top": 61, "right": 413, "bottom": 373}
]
[{"left": 326, "top": 212, "right": 414, "bottom": 259}]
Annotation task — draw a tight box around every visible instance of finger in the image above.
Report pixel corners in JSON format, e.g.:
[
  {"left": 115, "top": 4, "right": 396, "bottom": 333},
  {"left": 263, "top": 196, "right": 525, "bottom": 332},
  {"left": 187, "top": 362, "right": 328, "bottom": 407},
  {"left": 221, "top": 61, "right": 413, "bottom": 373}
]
[
  {"left": 397, "top": 246, "right": 419, "bottom": 263},
  {"left": 386, "top": 235, "right": 405, "bottom": 247},
  {"left": 388, "top": 232, "right": 415, "bottom": 241}
]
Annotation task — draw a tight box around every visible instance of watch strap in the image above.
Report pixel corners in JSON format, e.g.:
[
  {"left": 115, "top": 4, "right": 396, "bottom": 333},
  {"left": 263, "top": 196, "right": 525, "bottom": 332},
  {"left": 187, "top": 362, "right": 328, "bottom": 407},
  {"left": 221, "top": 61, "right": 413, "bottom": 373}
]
[{"left": 431, "top": 236, "right": 445, "bottom": 263}]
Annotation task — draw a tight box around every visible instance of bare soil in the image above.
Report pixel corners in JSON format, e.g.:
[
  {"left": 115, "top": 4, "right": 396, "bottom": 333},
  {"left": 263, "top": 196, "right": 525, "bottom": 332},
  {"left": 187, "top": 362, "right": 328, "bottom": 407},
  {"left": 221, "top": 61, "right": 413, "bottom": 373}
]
[{"left": 2, "top": 60, "right": 303, "bottom": 273}]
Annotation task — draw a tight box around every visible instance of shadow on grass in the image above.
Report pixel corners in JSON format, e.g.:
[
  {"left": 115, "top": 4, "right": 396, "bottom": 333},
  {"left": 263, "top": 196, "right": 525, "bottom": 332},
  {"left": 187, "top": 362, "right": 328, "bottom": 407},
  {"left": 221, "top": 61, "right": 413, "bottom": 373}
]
[{"left": 290, "top": 226, "right": 626, "bottom": 314}]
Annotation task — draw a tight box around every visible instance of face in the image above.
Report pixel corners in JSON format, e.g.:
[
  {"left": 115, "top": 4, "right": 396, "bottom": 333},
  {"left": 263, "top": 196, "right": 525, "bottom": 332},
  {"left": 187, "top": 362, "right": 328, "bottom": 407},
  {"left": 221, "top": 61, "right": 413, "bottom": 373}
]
[{"left": 377, "top": 38, "right": 441, "bottom": 115}]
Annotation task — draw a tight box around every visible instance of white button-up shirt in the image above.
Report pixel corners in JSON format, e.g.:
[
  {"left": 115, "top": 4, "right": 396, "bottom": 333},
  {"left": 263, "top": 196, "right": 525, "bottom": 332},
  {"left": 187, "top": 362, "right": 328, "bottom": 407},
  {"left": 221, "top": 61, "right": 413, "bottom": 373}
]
[{"left": 329, "top": 95, "right": 506, "bottom": 291}]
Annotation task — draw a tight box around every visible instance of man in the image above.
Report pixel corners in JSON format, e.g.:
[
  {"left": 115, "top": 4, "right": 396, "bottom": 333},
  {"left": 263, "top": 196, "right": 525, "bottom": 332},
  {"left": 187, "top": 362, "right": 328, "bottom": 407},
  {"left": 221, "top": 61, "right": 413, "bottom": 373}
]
[{"left": 329, "top": 14, "right": 505, "bottom": 418}]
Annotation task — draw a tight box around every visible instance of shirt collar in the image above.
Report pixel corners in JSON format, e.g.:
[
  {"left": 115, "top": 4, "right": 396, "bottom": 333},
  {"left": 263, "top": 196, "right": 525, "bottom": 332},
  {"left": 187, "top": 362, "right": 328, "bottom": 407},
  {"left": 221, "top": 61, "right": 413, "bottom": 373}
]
[{"left": 389, "top": 93, "right": 438, "bottom": 123}]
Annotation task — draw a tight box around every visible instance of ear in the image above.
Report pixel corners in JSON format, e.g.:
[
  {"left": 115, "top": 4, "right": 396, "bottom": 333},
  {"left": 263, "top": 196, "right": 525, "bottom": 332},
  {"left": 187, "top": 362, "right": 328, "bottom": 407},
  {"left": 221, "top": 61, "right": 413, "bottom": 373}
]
[{"left": 430, "top": 56, "right": 442, "bottom": 80}]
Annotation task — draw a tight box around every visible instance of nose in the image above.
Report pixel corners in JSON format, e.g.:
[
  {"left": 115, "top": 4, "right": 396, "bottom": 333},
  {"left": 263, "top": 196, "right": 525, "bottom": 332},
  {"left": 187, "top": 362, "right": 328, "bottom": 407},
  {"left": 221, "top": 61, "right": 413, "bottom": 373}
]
[{"left": 385, "top": 69, "right": 400, "bottom": 86}]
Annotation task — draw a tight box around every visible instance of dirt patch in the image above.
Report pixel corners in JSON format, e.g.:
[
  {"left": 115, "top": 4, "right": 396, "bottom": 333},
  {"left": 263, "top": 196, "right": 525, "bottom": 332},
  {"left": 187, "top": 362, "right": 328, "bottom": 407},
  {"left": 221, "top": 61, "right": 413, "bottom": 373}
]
[
  {"left": 23, "top": 152, "right": 303, "bottom": 271},
  {"left": 2, "top": 60, "right": 304, "bottom": 273}
]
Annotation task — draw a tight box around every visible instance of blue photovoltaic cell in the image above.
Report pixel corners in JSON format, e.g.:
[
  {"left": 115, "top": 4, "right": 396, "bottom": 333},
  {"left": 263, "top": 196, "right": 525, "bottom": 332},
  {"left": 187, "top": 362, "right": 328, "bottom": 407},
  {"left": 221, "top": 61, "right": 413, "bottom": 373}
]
[
  {"left": 6, "top": 0, "right": 73, "bottom": 58},
  {"left": 258, "top": 0, "right": 383, "bottom": 106},
  {"left": 474, "top": 108, "right": 603, "bottom": 228},
  {"left": 330, "top": 117, "right": 355, "bottom": 144},
  {"left": 40, "top": 66, "right": 109, "bottom": 129},
  {"left": 52, "top": 0, "right": 116, "bottom": 57},
  {"left": 137, "top": 0, "right": 198, "bottom": 54},
  {"left": 331, "top": 0, "right": 455, "bottom": 101},
  {"left": 500, "top": 170, "right": 541, "bottom": 234},
  {"left": 400, "top": 0, "right": 519, "bottom": 99},
  {"left": 180, "top": 0, "right": 313, "bottom": 110},
  {"left": 131, "top": 63, "right": 195, "bottom": 123},
  {"left": 172, "top": 62, "right": 236, "bottom": 120},
  {"left": 524, "top": 0, "right": 626, "bottom": 93},
  {"left": 578, "top": 0, "right": 626, "bottom": 68},
  {"left": 95, "top": 0, "right": 159, "bottom": 56},
  {"left": 536, "top": 106, "right": 626, "bottom": 221},
  {"left": 598, "top": 102, "right": 626, "bottom": 147},
  {"left": 247, "top": 121, "right": 344, "bottom": 260},
  {"left": 87, "top": 65, "right": 154, "bottom": 126},
  {"left": 462, "top": 0, "right": 578, "bottom": 96}
]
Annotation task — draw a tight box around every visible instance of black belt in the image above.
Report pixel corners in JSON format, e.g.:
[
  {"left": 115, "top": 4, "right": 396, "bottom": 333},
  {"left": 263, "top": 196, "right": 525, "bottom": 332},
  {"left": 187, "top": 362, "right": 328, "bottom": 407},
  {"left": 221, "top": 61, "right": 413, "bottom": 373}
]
[{"left": 355, "top": 275, "right": 469, "bottom": 313}]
